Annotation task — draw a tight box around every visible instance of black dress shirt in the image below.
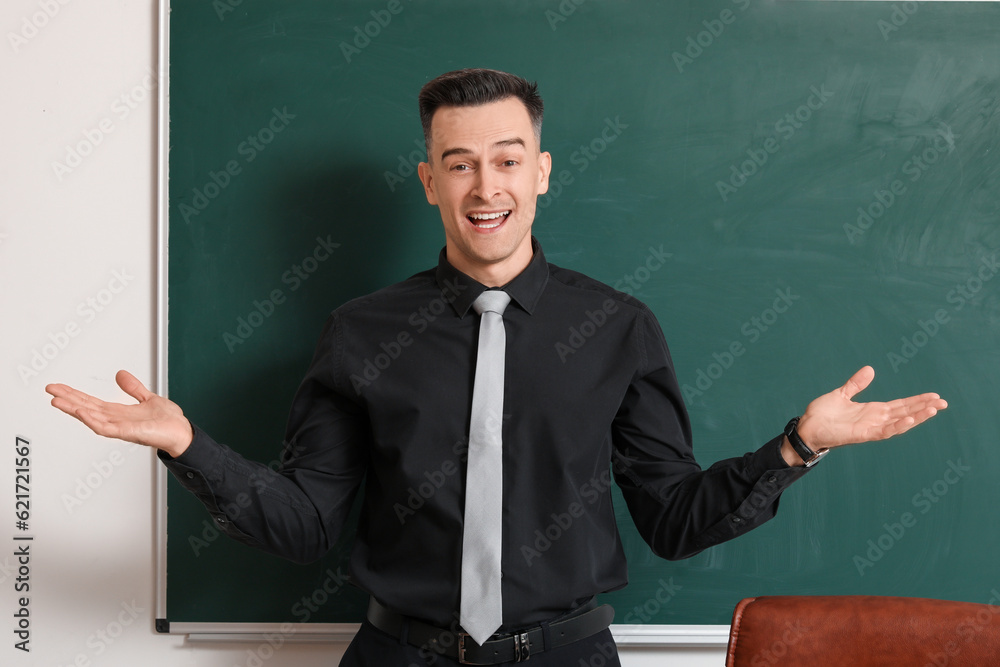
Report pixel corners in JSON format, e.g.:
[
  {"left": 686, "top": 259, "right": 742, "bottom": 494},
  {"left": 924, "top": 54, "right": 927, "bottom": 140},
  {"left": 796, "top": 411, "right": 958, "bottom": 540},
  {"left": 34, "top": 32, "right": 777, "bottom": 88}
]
[{"left": 160, "top": 237, "right": 809, "bottom": 630}]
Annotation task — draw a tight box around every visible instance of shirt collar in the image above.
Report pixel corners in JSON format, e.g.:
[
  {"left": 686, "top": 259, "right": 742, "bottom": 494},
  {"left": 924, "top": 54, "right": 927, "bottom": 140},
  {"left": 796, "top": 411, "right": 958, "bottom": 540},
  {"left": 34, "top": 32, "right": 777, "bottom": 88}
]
[{"left": 435, "top": 236, "right": 549, "bottom": 318}]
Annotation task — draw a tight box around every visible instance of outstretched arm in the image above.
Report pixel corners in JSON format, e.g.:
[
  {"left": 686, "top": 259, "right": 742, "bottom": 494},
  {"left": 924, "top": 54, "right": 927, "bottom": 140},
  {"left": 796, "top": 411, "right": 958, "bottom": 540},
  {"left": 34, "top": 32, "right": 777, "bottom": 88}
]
[
  {"left": 781, "top": 365, "right": 948, "bottom": 466},
  {"left": 613, "top": 310, "right": 950, "bottom": 559},
  {"left": 45, "top": 335, "right": 368, "bottom": 565},
  {"left": 45, "top": 370, "right": 193, "bottom": 458}
]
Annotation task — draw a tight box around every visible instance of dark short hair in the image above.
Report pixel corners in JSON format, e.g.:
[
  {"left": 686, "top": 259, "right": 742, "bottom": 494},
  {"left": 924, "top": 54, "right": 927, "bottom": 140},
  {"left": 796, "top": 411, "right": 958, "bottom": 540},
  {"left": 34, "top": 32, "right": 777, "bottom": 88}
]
[{"left": 418, "top": 68, "right": 544, "bottom": 155}]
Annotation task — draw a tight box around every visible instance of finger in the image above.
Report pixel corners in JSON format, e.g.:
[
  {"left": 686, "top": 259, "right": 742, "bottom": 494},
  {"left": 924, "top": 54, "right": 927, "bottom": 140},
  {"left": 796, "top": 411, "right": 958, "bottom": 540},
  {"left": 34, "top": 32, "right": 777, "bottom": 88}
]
[
  {"left": 74, "top": 406, "right": 124, "bottom": 440},
  {"left": 877, "top": 405, "right": 941, "bottom": 440},
  {"left": 878, "top": 415, "right": 917, "bottom": 440},
  {"left": 885, "top": 395, "right": 948, "bottom": 419},
  {"left": 46, "top": 383, "right": 103, "bottom": 406},
  {"left": 47, "top": 386, "right": 107, "bottom": 415},
  {"left": 840, "top": 365, "right": 875, "bottom": 401},
  {"left": 906, "top": 405, "right": 942, "bottom": 429},
  {"left": 116, "top": 370, "right": 154, "bottom": 403},
  {"left": 884, "top": 392, "right": 943, "bottom": 408},
  {"left": 49, "top": 396, "right": 93, "bottom": 423},
  {"left": 52, "top": 398, "right": 116, "bottom": 435}
]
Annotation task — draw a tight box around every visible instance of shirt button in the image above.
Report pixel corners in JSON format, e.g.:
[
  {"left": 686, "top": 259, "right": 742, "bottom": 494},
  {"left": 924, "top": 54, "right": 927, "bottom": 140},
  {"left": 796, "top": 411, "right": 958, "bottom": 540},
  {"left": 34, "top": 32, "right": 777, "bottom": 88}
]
[
  {"left": 186, "top": 472, "right": 195, "bottom": 479},
  {"left": 215, "top": 516, "right": 227, "bottom": 524},
  {"left": 768, "top": 475, "right": 777, "bottom": 483},
  {"left": 731, "top": 516, "right": 742, "bottom": 524}
]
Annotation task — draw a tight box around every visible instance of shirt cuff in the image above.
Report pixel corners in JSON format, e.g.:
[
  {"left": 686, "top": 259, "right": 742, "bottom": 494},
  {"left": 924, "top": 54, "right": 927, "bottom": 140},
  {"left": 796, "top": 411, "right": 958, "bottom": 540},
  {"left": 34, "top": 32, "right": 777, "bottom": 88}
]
[
  {"left": 156, "top": 423, "right": 226, "bottom": 491},
  {"left": 746, "top": 433, "right": 801, "bottom": 477}
]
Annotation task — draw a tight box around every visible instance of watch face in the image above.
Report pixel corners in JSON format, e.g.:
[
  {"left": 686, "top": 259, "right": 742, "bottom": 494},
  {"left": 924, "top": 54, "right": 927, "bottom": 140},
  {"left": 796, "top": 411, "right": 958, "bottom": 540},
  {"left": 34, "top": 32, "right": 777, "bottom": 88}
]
[{"left": 804, "top": 449, "right": 830, "bottom": 468}]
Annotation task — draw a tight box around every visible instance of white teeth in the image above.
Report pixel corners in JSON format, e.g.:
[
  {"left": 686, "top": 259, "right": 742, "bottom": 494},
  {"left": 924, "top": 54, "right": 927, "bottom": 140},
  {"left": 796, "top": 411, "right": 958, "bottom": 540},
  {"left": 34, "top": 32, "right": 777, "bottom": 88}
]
[{"left": 468, "top": 211, "right": 510, "bottom": 221}]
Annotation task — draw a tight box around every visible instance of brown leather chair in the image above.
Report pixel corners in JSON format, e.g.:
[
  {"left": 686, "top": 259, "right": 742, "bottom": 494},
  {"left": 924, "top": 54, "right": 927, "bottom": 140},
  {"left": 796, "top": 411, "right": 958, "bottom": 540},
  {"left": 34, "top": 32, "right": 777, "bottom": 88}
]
[{"left": 726, "top": 595, "right": 1000, "bottom": 666}]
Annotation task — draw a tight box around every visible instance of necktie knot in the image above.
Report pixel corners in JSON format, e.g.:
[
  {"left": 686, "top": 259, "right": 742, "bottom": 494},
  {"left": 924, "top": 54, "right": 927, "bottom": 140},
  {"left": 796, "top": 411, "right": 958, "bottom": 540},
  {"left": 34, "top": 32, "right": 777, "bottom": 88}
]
[{"left": 473, "top": 290, "right": 511, "bottom": 317}]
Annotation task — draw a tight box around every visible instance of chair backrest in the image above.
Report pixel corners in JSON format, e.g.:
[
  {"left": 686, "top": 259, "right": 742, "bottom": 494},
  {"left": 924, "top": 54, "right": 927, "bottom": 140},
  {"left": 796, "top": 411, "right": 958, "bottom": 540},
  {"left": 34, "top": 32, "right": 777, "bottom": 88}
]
[{"left": 726, "top": 595, "right": 1000, "bottom": 666}]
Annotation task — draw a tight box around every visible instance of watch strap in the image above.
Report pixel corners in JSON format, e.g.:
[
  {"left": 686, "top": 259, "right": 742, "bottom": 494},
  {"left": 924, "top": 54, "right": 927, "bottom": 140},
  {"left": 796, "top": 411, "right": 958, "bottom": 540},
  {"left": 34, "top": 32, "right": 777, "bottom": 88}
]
[{"left": 784, "top": 417, "right": 829, "bottom": 467}]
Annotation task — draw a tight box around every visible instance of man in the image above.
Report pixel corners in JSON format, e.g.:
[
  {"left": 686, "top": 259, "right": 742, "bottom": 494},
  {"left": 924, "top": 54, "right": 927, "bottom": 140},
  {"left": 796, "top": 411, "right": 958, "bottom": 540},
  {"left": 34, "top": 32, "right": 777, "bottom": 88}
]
[{"left": 47, "top": 69, "right": 947, "bottom": 666}]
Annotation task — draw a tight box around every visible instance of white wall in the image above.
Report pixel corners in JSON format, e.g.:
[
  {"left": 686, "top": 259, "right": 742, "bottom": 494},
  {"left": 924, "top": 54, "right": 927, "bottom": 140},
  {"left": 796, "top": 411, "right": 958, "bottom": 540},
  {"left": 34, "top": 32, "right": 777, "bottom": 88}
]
[{"left": 0, "top": 1, "right": 726, "bottom": 664}]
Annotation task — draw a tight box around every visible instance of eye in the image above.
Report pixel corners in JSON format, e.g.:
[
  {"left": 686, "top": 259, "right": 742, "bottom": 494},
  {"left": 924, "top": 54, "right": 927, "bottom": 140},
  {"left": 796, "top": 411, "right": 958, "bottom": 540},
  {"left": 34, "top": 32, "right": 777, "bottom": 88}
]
[{"left": 502, "top": 160, "right": 518, "bottom": 167}]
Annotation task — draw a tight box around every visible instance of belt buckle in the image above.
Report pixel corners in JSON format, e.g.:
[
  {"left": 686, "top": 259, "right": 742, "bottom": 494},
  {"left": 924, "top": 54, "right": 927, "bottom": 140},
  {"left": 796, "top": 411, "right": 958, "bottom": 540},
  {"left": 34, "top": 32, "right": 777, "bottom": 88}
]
[
  {"left": 458, "top": 633, "right": 485, "bottom": 665},
  {"left": 513, "top": 631, "right": 530, "bottom": 662},
  {"left": 458, "top": 631, "right": 531, "bottom": 664}
]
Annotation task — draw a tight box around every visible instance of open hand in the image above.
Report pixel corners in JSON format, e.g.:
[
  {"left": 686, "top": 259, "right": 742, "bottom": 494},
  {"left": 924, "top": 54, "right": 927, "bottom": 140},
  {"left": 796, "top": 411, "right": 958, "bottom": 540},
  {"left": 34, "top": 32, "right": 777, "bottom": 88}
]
[
  {"left": 792, "top": 366, "right": 947, "bottom": 455},
  {"left": 46, "top": 370, "right": 193, "bottom": 458}
]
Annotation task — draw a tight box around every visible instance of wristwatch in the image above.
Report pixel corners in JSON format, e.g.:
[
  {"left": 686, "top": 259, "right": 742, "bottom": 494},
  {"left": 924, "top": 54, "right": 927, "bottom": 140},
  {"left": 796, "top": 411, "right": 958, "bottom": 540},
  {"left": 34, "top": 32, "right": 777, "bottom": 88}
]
[{"left": 784, "top": 417, "right": 829, "bottom": 468}]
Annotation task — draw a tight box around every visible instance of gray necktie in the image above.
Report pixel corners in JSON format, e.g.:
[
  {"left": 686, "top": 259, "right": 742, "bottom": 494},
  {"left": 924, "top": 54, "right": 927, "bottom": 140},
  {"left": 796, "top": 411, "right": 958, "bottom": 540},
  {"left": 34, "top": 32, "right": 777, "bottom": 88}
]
[{"left": 460, "top": 290, "right": 511, "bottom": 645}]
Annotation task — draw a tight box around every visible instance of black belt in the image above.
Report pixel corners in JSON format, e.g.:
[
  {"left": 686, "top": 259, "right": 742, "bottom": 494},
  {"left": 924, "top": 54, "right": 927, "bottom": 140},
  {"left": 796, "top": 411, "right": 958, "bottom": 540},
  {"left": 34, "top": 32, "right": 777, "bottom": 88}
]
[{"left": 366, "top": 597, "right": 615, "bottom": 665}]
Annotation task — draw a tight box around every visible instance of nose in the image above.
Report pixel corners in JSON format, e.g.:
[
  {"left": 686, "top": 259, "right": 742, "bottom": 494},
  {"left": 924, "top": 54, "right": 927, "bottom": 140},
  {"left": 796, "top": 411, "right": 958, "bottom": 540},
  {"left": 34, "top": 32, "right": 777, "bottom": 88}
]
[{"left": 471, "top": 165, "right": 502, "bottom": 201}]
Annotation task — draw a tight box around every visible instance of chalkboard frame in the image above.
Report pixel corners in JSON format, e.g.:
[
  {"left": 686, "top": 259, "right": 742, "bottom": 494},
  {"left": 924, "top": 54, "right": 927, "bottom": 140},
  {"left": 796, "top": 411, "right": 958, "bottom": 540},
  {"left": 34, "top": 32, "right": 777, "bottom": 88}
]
[
  {"left": 150, "top": 0, "right": 731, "bottom": 646},
  {"left": 153, "top": 0, "right": 1000, "bottom": 646}
]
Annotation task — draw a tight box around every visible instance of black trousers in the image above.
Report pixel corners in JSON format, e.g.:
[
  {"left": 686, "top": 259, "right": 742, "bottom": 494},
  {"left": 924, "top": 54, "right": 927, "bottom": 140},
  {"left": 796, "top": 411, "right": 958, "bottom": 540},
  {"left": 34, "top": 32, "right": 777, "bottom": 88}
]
[{"left": 339, "top": 619, "right": 622, "bottom": 667}]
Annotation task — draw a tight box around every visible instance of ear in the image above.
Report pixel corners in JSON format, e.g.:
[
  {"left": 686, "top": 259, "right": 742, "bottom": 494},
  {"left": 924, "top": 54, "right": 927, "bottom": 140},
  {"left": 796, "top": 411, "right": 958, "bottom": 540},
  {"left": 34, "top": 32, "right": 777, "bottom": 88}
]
[
  {"left": 417, "top": 161, "right": 437, "bottom": 206},
  {"left": 537, "top": 151, "right": 552, "bottom": 196}
]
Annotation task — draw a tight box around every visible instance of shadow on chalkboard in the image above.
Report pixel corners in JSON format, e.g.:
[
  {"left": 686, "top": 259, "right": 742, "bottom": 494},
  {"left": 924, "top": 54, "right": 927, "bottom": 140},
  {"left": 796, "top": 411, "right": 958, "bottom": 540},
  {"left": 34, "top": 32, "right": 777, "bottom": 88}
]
[
  {"left": 211, "top": 156, "right": 418, "bottom": 440},
  {"left": 168, "top": 159, "right": 403, "bottom": 624}
]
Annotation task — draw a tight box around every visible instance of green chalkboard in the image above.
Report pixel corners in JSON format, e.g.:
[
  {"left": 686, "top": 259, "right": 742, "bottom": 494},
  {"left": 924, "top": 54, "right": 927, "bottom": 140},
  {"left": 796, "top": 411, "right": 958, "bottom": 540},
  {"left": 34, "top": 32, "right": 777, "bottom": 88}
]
[{"left": 165, "top": 0, "right": 1000, "bottom": 630}]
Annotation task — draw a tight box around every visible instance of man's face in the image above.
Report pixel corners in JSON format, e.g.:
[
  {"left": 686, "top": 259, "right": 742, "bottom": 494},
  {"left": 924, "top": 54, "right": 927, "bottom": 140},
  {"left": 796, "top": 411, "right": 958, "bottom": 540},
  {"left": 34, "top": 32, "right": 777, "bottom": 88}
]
[{"left": 418, "top": 97, "right": 551, "bottom": 284}]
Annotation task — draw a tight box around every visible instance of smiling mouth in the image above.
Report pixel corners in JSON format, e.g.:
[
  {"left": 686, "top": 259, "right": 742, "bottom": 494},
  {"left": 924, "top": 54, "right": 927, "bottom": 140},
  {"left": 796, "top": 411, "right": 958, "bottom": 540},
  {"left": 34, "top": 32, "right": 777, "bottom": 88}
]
[{"left": 467, "top": 210, "right": 511, "bottom": 230}]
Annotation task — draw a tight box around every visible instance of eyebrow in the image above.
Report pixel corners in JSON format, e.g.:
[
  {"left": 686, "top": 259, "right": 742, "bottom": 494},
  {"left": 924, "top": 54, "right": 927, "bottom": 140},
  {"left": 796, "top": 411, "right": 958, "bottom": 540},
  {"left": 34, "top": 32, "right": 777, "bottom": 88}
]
[{"left": 439, "top": 137, "right": 526, "bottom": 161}]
